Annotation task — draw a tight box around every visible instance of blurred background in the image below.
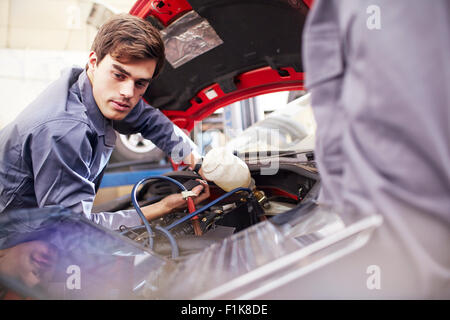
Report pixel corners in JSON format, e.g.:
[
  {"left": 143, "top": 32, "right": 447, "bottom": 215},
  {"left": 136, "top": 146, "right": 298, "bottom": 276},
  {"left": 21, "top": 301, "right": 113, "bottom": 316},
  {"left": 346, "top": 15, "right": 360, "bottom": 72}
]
[{"left": 0, "top": 0, "right": 137, "bottom": 128}]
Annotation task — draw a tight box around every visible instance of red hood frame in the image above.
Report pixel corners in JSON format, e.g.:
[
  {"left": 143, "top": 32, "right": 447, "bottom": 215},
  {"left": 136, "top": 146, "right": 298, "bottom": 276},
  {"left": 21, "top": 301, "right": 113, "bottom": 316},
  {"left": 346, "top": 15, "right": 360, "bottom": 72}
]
[{"left": 130, "top": 0, "right": 311, "bottom": 132}]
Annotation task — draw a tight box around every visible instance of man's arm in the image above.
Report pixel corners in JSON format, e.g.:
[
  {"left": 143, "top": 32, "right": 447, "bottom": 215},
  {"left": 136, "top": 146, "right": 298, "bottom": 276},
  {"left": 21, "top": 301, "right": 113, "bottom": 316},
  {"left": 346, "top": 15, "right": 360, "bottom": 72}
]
[
  {"left": 302, "top": 0, "right": 345, "bottom": 206},
  {"left": 113, "top": 100, "right": 201, "bottom": 165},
  {"left": 29, "top": 120, "right": 142, "bottom": 229},
  {"left": 29, "top": 120, "right": 208, "bottom": 229}
]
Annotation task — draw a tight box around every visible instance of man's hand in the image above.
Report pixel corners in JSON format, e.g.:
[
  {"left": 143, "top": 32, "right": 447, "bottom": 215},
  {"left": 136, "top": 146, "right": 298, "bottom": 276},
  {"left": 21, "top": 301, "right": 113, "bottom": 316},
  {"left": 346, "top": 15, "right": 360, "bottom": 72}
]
[
  {"left": 183, "top": 151, "right": 208, "bottom": 180},
  {"left": 161, "top": 179, "right": 210, "bottom": 212},
  {"left": 141, "top": 180, "right": 210, "bottom": 221},
  {"left": 183, "top": 151, "right": 200, "bottom": 169}
]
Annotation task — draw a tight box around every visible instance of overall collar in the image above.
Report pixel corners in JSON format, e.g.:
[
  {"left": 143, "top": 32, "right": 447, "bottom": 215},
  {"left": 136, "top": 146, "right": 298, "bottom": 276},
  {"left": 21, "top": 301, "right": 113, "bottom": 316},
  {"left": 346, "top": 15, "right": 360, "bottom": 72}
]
[{"left": 77, "top": 69, "right": 116, "bottom": 146}]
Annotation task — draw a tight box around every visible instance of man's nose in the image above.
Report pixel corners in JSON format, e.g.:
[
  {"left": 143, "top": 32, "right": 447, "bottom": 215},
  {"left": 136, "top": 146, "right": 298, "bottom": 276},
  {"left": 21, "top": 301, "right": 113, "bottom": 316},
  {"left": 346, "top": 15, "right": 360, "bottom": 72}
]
[{"left": 120, "top": 80, "right": 134, "bottom": 98}]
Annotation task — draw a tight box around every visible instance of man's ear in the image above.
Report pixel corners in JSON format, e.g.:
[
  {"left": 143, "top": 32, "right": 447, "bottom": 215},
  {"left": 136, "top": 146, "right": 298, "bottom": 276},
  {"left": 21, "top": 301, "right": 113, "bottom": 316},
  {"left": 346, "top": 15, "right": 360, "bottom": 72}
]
[{"left": 87, "top": 51, "right": 98, "bottom": 71}]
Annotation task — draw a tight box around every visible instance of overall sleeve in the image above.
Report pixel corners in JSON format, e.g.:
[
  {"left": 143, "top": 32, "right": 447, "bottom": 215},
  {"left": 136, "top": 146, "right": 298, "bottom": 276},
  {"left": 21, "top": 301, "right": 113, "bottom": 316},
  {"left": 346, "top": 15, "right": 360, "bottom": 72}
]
[
  {"left": 302, "top": 0, "right": 346, "bottom": 208},
  {"left": 113, "top": 101, "right": 200, "bottom": 163},
  {"left": 29, "top": 120, "right": 142, "bottom": 230}
]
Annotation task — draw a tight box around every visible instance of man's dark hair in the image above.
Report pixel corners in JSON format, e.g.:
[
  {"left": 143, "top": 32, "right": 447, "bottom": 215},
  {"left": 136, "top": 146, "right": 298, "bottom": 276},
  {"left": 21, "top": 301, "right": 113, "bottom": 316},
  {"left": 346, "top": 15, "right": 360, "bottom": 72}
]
[{"left": 90, "top": 13, "right": 165, "bottom": 77}]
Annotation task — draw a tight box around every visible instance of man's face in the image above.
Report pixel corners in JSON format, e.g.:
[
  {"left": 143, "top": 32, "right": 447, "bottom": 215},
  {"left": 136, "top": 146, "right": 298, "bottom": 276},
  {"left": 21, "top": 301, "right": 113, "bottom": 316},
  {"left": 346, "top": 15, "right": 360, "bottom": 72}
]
[{"left": 87, "top": 52, "right": 156, "bottom": 121}]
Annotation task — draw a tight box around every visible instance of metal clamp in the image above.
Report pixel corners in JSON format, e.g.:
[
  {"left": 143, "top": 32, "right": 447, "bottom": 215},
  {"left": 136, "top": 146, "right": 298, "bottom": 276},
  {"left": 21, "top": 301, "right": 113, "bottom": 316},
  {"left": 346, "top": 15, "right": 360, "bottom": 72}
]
[{"left": 181, "top": 190, "right": 198, "bottom": 199}]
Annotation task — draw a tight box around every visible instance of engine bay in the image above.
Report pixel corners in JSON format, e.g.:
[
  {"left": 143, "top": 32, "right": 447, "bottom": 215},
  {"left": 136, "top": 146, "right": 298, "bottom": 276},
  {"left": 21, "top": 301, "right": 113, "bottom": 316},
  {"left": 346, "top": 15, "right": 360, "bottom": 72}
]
[{"left": 95, "top": 161, "right": 318, "bottom": 259}]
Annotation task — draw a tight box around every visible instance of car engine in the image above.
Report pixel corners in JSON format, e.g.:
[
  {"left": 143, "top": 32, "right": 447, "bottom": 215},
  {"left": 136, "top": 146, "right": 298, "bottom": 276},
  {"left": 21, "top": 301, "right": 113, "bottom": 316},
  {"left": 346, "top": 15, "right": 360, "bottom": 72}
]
[{"left": 94, "top": 158, "right": 318, "bottom": 259}]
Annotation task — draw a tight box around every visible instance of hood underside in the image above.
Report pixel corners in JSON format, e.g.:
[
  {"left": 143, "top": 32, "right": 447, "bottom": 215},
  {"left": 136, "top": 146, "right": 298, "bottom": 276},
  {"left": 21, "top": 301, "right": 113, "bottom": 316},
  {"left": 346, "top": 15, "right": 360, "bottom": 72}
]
[{"left": 131, "top": 0, "right": 310, "bottom": 130}]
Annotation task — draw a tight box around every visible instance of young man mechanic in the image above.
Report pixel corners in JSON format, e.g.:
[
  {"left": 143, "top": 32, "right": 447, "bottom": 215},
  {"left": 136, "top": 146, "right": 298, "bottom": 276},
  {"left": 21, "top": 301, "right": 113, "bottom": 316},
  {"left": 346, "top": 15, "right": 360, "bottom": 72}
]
[{"left": 0, "top": 14, "right": 209, "bottom": 230}]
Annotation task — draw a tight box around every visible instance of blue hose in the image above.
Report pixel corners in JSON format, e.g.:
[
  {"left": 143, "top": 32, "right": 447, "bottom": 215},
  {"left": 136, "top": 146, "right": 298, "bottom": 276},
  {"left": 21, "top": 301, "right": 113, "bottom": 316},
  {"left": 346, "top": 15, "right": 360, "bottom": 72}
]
[
  {"left": 130, "top": 177, "right": 252, "bottom": 258},
  {"left": 120, "top": 224, "right": 145, "bottom": 235},
  {"left": 164, "top": 187, "right": 252, "bottom": 231},
  {"left": 155, "top": 226, "right": 179, "bottom": 258},
  {"left": 131, "top": 176, "right": 186, "bottom": 258}
]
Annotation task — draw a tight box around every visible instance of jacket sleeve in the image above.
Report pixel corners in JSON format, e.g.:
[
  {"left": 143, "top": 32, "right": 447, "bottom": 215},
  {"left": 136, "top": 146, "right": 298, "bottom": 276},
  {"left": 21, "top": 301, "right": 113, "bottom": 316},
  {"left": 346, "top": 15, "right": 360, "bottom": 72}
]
[
  {"left": 302, "top": 0, "right": 346, "bottom": 207},
  {"left": 29, "top": 120, "right": 142, "bottom": 230},
  {"left": 113, "top": 100, "right": 200, "bottom": 163}
]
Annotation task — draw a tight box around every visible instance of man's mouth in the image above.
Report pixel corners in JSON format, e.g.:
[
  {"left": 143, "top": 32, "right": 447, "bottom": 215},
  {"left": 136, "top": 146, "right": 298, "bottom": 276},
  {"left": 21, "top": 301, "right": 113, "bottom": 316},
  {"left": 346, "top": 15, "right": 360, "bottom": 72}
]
[{"left": 111, "top": 100, "right": 131, "bottom": 112}]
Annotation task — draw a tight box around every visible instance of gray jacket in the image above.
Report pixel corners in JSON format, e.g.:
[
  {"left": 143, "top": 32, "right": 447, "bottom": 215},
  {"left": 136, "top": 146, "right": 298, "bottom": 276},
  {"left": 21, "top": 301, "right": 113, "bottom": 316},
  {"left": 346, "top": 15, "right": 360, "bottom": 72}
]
[
  {"left": 0, "top": 67, "right": 198, "bottom": 229},
  {"left": 303, "top": 0, "right": 450, "bottom": 297}
]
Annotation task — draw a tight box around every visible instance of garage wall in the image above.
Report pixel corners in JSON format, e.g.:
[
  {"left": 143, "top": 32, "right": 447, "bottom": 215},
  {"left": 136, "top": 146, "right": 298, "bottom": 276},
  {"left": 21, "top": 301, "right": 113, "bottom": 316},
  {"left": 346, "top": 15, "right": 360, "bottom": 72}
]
[
  {"left": 0, "top": 0, "right": 135, "bottom": 50},
  {"left": 0, "top": 48, "right": 87, "bottom": 128},
  {"left": 0, "top": 0, "right": 135, "bottom": 128}
]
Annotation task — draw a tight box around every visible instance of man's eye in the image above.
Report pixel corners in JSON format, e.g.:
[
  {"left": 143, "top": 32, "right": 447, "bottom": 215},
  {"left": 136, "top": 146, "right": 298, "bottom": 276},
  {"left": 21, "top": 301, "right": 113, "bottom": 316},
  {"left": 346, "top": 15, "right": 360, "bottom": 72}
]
[
  {"left": 113, "top": 73, "right": 125, "bottom": 80},
  {"left": 136, "top": 81, "right": 147, "bottom": 89}
]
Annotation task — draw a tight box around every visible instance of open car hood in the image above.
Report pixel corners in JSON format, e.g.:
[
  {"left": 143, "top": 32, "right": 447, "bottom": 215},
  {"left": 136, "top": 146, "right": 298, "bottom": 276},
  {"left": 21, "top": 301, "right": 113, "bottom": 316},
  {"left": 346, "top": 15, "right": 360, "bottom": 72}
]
[{"left": 130, "top": 0, "right": 311, "bottom": 131}]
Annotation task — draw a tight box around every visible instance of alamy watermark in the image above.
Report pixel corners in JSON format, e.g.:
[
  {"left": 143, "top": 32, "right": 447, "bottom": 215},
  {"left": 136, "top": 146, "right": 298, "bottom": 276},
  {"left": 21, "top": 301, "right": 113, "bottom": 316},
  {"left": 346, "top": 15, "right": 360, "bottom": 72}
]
[
  {"left": 366, "top": 264, "right": 381, "bottom": 290},
  {"left": 66, "top": 264, "right": 81, "bottom": 290},
  {"left": 366, "top": 5, "right": 382, "bottom": 30}
]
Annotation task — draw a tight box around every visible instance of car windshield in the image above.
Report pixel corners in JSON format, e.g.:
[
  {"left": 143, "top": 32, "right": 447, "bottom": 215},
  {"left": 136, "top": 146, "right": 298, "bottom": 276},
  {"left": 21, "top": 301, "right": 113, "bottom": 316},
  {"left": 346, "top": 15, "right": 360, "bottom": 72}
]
[
  {"left": 0, "top": 206, "right": 167, "bottom": 300},
  {"left": 226, "top": 93, "right": 316, "bottom": 154}
]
